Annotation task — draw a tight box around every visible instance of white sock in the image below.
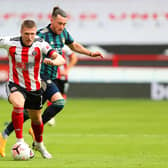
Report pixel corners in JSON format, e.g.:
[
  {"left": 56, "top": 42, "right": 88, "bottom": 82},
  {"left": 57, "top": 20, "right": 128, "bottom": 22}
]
[{"left": 17, "top": 138, "right": 24, "bottom": 143}]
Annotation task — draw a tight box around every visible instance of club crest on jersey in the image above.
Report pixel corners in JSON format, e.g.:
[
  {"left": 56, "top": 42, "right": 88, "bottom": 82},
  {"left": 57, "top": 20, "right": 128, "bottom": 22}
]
[
  {"left": 32, "top": 50, "right": 37, "bottom": 56},
  {"left": 61, "top": 38, "right": 65, "bottom": 44}
]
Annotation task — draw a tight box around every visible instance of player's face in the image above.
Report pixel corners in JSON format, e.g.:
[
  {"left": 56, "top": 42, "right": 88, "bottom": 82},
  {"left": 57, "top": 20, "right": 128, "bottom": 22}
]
[
  {"left": 50, "top": 14, "right": 68, "bottom": 34},
  {"left": 21, "top": 26, "right": 37, "bottom": 46}
]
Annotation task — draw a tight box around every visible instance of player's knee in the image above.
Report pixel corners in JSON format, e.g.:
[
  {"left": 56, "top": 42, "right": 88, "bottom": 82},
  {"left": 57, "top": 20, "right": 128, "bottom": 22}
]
[{"left": 52, "top": 99, "right": 65, "bottom": 111}]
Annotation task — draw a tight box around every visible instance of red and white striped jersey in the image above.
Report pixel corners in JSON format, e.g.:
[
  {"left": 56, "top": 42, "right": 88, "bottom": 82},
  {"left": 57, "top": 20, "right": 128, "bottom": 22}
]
[
  {"left": 0, "top": 36, "right": 54, "bottom": 91},
  {"left": 57, "top": 45, "right": 73, "bottom": 80}
]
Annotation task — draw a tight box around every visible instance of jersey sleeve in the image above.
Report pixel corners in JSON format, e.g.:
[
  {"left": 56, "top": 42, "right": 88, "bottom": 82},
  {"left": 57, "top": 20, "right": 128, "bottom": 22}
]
[
  {"left": 64, "top": 29, "right": 74, "bottom": 45},
  {"left": 63, "top": 45, "right": 73, "bottom": 57},
  {"left": 0, "top": 37, "right": 11, "bottom": 49},
  {"left": 41, "top": 39, "right": 55, "bottom": 58},
  {"left": 37, "top": 29, "right": 44, "bottom": 38}
]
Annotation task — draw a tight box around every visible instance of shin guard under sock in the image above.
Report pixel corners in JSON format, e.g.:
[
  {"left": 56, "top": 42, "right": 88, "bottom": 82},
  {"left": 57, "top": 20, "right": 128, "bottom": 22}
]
[
  {"left": 42, "top": 99, "right": 65, "bottom": 124},
  {"left": 4, "top": 109, "right": 30, "bottom": 136},
  {"left": 31, "top": 121, "right": 43, "bottom": 143},
  {"left": 12, "top": 107, "right": 24, "bottom": 139}
]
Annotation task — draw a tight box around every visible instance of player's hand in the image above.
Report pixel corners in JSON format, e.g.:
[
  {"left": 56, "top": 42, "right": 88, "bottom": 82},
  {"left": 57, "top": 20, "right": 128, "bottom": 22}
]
[
  {"left": 43, "top": 58, "right": 55, "bottom": 66},
  {"left": 90, "top": 51, "right": 104, "bottom": 59}
]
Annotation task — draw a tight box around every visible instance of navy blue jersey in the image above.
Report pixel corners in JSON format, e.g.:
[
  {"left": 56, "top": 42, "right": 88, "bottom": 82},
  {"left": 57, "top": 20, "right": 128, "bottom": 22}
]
[{"left": 37, "top": 24, "right": 74, "bottom": 80}]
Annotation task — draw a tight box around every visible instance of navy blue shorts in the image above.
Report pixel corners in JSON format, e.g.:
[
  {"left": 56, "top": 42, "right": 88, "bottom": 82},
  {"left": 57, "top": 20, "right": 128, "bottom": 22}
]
[
  {"left": 42, "top": 79, "right": 60, "bottom": 104},
  {"left": 53, "top": 79, "right": 69, "bottom": 95}
]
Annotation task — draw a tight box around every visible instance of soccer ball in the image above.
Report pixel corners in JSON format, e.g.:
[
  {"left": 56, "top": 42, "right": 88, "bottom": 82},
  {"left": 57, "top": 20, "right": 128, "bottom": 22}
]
[{"left": 11, "top": 142, "right": 34, "bottom": 160}]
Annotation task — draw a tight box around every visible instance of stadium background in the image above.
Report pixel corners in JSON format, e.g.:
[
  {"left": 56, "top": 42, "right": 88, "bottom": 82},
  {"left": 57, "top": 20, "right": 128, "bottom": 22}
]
[
  {"left": 0, "top": 0, "right": 168, "bottom": 100},
  {"left": 1, "top": 1, "right": 168, "bottom": 167}
]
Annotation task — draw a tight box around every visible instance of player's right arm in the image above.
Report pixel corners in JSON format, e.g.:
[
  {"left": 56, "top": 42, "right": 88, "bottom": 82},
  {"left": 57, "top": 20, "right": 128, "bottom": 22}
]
[
  {"left": 43, "top": 52, "right": 65, "bottom": 66},
  {"left": 41, "top": 39, "right": 65, "bottom": 66},
  {"left": 0, "top": 37, "right": 11, "bottom": 49}
]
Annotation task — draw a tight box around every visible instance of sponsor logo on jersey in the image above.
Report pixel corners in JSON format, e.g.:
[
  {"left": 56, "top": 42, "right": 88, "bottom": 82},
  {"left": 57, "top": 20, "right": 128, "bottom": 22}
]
[{"left": 16, "top": 62, "right": 26, "bottom": 69}]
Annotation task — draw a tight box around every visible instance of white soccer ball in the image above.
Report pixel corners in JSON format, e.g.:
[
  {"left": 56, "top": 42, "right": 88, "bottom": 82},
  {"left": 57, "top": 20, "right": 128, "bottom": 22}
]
[{"left": 11, "top": 142, "right": 34, "bottom": 160}]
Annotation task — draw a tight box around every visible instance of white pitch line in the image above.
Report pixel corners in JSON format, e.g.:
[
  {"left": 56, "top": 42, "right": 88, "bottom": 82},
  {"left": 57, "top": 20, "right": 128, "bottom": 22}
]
[{"left": 38, "top": 133, "right": 168, "bottom": 137}]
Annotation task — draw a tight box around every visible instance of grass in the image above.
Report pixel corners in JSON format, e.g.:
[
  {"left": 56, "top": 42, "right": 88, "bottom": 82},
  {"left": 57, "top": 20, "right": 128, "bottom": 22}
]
[{"left": 0, "top": 98, "right": 168, "bottom": 167}]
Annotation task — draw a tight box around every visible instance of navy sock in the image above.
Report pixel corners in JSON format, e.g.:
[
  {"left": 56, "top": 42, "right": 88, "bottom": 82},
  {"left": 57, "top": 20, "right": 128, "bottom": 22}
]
[{"left": 42, "top": 99, "right": 65, "bottom": 124}]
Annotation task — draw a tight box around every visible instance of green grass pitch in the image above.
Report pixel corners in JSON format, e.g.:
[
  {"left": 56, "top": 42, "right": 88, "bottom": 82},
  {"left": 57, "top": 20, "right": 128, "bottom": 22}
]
[{"left": 0, "top": 98, "right": 168, "bottom": 168}]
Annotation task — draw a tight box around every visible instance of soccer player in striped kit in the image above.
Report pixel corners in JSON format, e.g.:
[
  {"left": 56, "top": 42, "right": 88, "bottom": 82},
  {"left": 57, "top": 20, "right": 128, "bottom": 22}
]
[
  {"left": 0, "top": 7, "right": 103, "bottom": 157},
  {"left": 0, "top": 19, "right": 65, "bottom": 159}
]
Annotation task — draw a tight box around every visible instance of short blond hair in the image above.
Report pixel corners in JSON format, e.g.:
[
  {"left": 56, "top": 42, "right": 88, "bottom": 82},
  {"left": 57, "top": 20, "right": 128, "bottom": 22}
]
[{"left": 21, "top": 20, "right": 36, "bottom": 30}]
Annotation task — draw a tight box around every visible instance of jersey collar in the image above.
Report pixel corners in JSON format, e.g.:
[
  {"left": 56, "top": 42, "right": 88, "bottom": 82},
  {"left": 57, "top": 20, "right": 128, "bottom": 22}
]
[{"left": 20, "top": 37, "right": 33, "bottom": 47}]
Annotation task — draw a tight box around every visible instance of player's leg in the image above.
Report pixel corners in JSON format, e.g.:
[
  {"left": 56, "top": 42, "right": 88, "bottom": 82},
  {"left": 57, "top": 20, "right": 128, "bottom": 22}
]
[
  {"left": 0, "top": 134, "right": 7, "bottom": 157},
  {"left": 41, "top": 80, "right": 65, "bottom": 125},
  {"left": 62, "top": 80, "right": 69, "bottom": 100},
  {"left": 9, "top": 87, "right": 25, "bottom": 143},
  {"left": 47, "top": 101, "right": 55, "bottom": 126},
  {"left": 0, "top": 83, "right": 25, "bottom": 157},
  {"left": 28, "top": 109, "right": 51, "bottom": 158},
  {"left": 29, "top": 94, "right": 64, "bottom": 139},
  {"left": 28, "top": 109, "right": 51, "bottom": 159},
  {"left": 0, "top": 109, "right": 30, "bottom": 157},
  {"left": 42, "top": 93, "right": 65, "bottom": 124},
  {"left": 26, "top": 89, "right": 52, "bottom": 159},
  {"left": 29, "top": 80, "right": 65, "bottom": 147},
  {"left": 2, "top": 110, "right": 29, "bottom": 137},
  {"left": 47, "top": 79, "right": 66, "bottom": 126}
]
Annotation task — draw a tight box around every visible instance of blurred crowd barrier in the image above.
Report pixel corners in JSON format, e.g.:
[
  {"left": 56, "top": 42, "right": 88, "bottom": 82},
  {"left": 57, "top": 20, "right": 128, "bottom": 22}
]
[
  {"left": 1, "top": 0, "right": 168, "bottom": 99},
  {"left": 0, "top": 0, "right": 168, "bottom": 44}
]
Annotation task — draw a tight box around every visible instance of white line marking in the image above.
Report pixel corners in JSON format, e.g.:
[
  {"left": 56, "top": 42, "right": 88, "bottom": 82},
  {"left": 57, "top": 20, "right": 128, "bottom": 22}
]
[{"left": 33, "top": 133, "right": 168, "bottom": 137}]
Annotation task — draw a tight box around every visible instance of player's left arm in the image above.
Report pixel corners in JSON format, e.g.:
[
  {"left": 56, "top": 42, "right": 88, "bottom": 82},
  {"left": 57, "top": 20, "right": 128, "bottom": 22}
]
[
  {"left": 68, "top": 42, "right": 104, "bottom": 58},
  {"left": 60, "top": 52, "right": 78, "bottom": 76}
]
